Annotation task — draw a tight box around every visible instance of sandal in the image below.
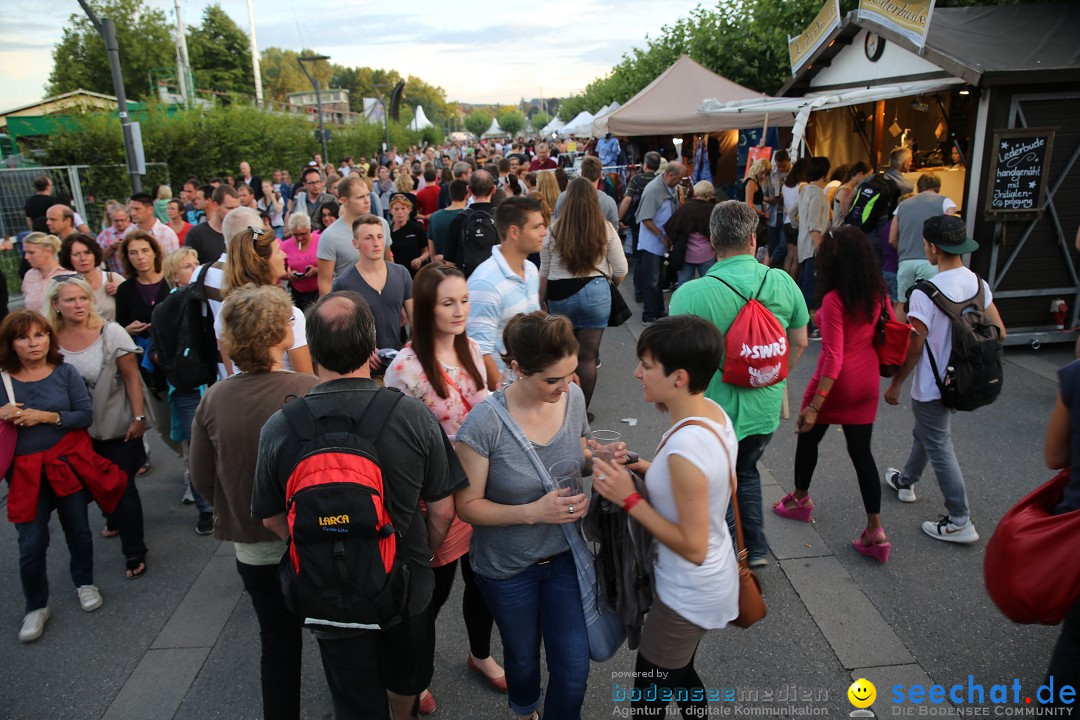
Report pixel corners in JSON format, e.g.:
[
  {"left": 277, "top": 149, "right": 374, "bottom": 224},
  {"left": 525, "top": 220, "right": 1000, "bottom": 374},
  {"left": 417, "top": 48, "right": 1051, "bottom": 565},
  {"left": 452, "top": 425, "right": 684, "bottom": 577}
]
[
  {"left": 101, "top": 527, "right": 120, "bottom": 539},
  {"left": 136, "top": 462, "right": 152, "bottom": 477},
  {"left": 126, "top": 555, "right": 148, "bottom": 579},
  {"left": 772, "top": 492, "right": 814, "bottom": 522},
  {"left": 853, "top": 528, "right": 891, "bottom": 563}
]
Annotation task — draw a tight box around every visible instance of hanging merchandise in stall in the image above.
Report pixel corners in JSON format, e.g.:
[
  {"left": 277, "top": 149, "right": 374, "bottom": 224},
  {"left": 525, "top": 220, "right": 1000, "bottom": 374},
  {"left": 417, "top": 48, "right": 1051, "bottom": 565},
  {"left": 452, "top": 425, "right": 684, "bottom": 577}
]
[
  {"left": 738, "top": 128, "right": 780, "bottom": 176},
  {"left": 985, "top": 128, "right": 1055, "bottom": 216}
]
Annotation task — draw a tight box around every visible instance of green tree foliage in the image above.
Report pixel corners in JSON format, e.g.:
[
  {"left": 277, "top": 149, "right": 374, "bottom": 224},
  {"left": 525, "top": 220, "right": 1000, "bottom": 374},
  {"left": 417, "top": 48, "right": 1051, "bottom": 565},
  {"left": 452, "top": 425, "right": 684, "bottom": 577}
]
[
  {"left": 530, "top": 111, "right": 552, "bottom": 131},
  {"left": 563, "top": 0, "right": 1032, "bottom": 116},
  {"left": 260, "top": 49, "right": 334, "bottom": 106},
  {"left": 42, "top": 104, "right": 435, "bottom": 205},
  {"left": 465, "top": 109, "right": 492, "bottom": 138},
  {"left": 497, "top": 110, "right": 525, "bottom": 137},
  {"left": 47, "top": 0, "right": 174, "bottom": 98},
  {"left": 186, "top": 4, "right": 254, "bottom": 95},
  {"left": 327, "top": 66, "right": 449, "bottom": 127}
]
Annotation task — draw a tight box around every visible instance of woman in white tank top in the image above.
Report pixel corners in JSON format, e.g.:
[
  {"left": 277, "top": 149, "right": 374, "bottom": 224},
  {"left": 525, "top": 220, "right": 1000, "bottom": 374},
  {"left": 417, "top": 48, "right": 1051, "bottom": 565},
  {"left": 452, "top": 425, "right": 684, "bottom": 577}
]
[{"left": 593, "top": 315, "right": 741, "bottom": 718}]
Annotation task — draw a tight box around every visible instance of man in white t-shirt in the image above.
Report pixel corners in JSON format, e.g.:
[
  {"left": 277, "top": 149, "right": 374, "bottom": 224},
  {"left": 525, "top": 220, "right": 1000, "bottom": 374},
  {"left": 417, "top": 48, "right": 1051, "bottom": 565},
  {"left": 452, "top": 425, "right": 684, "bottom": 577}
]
[{"left": 883, "top": 216, "right": 1006, "bottom": 544}]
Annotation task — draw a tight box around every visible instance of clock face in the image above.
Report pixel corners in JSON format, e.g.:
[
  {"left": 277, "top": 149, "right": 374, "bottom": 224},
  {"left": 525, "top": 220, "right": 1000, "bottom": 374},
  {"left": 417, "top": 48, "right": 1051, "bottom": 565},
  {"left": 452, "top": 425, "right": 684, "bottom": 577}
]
[{"left": 865, "top": 32, "right": 885, "bottom": 62}]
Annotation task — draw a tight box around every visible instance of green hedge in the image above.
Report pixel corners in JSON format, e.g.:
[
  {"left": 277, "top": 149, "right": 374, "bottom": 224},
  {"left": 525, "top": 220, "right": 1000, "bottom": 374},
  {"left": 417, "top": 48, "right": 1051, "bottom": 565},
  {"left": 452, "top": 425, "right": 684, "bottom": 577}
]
[{"left": 44, "top": 103, "right": 443, "bottom": 196}]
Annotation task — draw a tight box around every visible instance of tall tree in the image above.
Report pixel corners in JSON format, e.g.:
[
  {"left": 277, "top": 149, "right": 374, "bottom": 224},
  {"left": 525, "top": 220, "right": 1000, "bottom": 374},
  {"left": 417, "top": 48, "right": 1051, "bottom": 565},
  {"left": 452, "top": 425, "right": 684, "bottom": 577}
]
[
  {"left": 260, "top": 48, "right": 332, "bottom": 105},
  {"left": 186, "top": 4, "right": 254, "bottom": 96},
  {"left": 497, "top": 110, "right": 525, "bottom": 137},
  {"left": 465, "top": 109, "right": 492, "bottom": 138},
  {"left": 47, "top": 0, "right": 174, "bottom": 99}
]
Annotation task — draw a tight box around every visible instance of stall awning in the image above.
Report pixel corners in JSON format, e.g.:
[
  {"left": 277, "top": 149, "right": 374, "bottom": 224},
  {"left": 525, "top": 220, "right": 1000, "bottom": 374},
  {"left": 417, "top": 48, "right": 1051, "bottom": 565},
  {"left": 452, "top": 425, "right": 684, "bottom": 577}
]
[{"left": 699, "top": 78, "right": 965, "bottom": 117}]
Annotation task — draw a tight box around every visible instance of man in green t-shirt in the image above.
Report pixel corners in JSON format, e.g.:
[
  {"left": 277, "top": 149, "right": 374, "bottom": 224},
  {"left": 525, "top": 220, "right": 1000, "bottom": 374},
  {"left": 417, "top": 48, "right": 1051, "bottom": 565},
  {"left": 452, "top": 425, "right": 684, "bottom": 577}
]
[
  {"left": 428, "top": 179, "right": 468, "bottom": 264},
  {"left": 669, "top": 200, "right": 810, "bottom": 567}
]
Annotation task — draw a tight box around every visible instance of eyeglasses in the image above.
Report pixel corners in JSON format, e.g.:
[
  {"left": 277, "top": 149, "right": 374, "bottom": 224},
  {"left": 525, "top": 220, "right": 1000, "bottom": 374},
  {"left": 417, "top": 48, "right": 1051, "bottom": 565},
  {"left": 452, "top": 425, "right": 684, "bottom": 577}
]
[
  {"left": 248, "top": 225, "right": 269, "bottom": 238},
  {"left": 53, "top": 273, "right": 85, "bottom": 284}
]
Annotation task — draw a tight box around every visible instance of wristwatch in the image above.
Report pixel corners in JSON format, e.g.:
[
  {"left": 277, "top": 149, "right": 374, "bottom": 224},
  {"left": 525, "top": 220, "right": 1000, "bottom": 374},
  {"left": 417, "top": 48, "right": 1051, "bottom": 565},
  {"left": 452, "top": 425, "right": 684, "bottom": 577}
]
[
  {"left": 54, "top": 413, "right": 62, "bottom": 427},
  {"left": 133, "top": 415, "right": 147, "bottom": 422}
]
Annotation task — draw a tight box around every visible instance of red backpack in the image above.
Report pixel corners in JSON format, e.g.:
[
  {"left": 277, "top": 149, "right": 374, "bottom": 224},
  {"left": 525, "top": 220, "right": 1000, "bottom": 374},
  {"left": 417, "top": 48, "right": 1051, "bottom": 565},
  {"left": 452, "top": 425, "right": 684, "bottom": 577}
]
[
  {"left": 277, "top": 388, "right": 411, "bottom": 631},
  {"left": 710, "top": 271, "right": 789, "bottom": 388}
]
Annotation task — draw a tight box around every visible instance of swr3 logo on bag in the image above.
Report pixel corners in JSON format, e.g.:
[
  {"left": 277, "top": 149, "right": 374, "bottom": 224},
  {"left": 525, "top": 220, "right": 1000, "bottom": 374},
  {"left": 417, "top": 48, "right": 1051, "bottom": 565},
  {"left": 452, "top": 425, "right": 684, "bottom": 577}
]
[{"left": 739, "top": 335, "right": 787, "bottom": 360}]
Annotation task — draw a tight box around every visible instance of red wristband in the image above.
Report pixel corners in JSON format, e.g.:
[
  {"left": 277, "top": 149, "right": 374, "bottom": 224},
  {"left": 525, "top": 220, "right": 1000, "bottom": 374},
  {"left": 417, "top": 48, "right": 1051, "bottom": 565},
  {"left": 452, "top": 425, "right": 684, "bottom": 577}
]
[{"left": 623, "top": 492, "right": 643, "bottom": 513}]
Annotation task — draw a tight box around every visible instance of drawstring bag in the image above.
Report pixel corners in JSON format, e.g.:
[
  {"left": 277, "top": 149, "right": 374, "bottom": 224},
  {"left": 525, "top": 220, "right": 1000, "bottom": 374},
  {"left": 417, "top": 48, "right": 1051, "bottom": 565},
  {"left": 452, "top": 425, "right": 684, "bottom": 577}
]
[
  {"left": 710, "top": 272, "right": 788, "bottom": 388},
  {"left": 984, "top": 469, "right": 1080, "bottom": 625},
  {"left": 0, "top": 372, "right": 18, "bottom": 478}
]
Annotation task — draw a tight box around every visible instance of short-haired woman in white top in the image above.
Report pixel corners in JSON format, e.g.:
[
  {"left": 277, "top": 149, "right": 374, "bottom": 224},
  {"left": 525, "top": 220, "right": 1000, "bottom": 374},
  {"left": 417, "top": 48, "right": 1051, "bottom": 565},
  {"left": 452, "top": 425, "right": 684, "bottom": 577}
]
[{"left": 592, "top": 314, "right": 740, "bottom": 718}]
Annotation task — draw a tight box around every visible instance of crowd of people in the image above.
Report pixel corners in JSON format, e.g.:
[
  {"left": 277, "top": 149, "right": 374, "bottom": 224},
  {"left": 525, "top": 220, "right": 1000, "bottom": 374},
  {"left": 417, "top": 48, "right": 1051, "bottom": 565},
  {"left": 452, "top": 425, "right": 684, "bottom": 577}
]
[{"left": 6, "top": 132, "right": 1075, "bottom": 720}]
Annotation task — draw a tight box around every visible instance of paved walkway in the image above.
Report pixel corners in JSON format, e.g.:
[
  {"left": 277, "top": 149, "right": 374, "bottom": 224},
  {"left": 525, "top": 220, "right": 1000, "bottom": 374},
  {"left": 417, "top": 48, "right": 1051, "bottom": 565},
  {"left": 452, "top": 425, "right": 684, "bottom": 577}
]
[{"left": 0, "top": 280, "right": 1069, "bottom": 719}]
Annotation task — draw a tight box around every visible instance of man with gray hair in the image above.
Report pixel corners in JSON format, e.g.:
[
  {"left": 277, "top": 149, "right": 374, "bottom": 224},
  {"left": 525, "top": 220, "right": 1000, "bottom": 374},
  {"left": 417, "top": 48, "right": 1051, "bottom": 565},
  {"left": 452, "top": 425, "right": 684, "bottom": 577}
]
[
  {"left": 635, "top": 161, "right": 682, "bottom": 323},
  {"left": 670, "top": 200, "right": 809, "bottom": 567}
]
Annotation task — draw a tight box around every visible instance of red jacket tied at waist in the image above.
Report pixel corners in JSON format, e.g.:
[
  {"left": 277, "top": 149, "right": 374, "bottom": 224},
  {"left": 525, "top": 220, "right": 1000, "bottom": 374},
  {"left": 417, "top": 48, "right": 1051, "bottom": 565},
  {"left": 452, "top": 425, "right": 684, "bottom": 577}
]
[{"left": 7, "top": 429, "right": 128, "bottom": 523}]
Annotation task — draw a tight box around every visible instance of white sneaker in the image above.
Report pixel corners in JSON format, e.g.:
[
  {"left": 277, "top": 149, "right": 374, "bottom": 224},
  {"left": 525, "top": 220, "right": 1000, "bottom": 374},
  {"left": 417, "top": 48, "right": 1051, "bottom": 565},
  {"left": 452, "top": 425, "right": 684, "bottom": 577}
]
[
  {"left": 922, "top": 516, "right": 979, "bottom": 544},
  {"left": 884, "top": 468, "right": 916, "bottom": 503},
  {"left": 77, "top": 585, "right": 103, "bottom": 612},
  {"left": 18, "top": 608, "right": 49, "bottom": 643}
]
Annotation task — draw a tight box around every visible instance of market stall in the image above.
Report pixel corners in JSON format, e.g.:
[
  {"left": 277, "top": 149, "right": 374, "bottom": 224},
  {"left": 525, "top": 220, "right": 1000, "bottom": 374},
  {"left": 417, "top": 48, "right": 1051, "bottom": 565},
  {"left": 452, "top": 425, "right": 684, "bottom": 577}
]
[{"left": 700, "top": 2, "right": 1080, "bottom": 347}]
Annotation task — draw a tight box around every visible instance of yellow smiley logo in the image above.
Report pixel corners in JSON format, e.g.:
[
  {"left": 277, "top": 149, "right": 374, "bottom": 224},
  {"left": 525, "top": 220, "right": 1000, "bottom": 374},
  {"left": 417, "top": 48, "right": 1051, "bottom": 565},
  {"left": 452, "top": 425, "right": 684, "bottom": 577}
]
[{"left": 848, "top": 678, "right": 877, "bottom": 709}]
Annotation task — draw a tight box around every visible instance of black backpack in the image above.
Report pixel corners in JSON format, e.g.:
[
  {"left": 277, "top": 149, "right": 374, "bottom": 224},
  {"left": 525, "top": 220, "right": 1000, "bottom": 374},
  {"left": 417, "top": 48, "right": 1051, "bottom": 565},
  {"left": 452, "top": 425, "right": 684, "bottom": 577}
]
[
  {"left": 915, "top": 276, "right": 1004, "bottom": 412},
  {"left": 277, "top": 388, "right": 411, "bottom": 631},
  {"left": 150, "top": 263, "right": 220, "bottom": 392},
  {"left": 844, "top": 174, "right": 893, "bottom": 232},
  {"left": 460, "top": 205, "right": 498, "bottom": 277}
]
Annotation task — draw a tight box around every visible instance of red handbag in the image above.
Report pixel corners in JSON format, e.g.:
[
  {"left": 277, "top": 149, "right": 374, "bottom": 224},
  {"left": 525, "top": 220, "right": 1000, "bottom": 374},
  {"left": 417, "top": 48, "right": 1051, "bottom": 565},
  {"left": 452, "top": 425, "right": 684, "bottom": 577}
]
[
  {"left": 873, "top": 297, "right": 913, "bottom": 378},
  {"left": 984, "top": 469, "right": 1080, "bottom": 625}
]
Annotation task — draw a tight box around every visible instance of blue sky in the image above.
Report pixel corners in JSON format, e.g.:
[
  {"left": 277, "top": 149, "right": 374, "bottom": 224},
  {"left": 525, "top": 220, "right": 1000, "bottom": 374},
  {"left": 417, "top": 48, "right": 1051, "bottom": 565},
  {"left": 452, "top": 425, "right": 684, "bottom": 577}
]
[{"left": 0, "top": 0, "right": 705, "bottom": 111}]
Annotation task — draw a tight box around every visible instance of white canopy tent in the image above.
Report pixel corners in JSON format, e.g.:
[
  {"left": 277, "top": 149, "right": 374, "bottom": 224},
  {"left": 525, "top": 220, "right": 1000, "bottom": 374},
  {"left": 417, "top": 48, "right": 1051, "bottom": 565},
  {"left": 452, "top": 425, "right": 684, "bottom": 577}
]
[
  {"left": 559, "top": 111, "right": 594, "bottom": 137},
  {"left": 540, "top": 117, "right": 565, "bottom": 135},
  {"left": 481, "top": 117, "right": 505, "bottom": 138},
  {"left": 699, "top": 78, "right": 965, "bottom": 155},
  {"left": 408, "top": 105, "right": 433, "bottom": 131}
]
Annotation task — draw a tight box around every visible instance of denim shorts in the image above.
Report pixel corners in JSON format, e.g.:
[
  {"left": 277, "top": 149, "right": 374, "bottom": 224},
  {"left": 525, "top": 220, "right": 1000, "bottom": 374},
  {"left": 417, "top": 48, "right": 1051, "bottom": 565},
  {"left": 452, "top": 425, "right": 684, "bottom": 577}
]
[{"left": 547, "top": 276, "right": 611, "bottom": 330}]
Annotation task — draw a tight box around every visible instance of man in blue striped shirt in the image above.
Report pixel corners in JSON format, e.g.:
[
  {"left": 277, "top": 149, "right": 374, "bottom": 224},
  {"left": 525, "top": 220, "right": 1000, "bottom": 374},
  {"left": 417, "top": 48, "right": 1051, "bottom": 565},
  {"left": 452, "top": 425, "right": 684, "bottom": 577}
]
[{"left": 466, "top": 196, "right": 545, "bottom": 389}]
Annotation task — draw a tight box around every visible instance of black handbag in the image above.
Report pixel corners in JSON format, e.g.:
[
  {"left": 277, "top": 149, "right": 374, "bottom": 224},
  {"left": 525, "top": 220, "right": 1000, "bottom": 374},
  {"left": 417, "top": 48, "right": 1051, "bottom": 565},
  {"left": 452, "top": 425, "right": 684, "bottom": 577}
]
[{"left": 607, "top": 276, "right": 632, "bottom": 327}]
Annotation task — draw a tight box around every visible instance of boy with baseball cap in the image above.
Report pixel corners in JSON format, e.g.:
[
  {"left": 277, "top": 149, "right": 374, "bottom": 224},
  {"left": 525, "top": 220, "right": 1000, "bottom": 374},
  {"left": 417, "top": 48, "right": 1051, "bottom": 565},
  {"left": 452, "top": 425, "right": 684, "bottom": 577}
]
[{"left": 881, "top": 215, "right": 1007, "bottom": 543}]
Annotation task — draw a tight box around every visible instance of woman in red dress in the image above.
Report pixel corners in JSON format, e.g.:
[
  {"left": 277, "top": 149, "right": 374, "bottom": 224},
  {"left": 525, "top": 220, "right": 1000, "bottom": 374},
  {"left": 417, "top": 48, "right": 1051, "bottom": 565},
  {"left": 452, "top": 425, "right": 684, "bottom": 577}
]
[{"left": 773, "top": 225, "right": 895, "bottom": 562}]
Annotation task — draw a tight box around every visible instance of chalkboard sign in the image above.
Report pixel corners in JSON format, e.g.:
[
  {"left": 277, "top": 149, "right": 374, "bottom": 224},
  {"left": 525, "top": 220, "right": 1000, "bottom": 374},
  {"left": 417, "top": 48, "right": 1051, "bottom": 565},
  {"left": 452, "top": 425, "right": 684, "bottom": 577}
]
[{"left": 985, "top": 127, "right": 1055, "bottom": 216}]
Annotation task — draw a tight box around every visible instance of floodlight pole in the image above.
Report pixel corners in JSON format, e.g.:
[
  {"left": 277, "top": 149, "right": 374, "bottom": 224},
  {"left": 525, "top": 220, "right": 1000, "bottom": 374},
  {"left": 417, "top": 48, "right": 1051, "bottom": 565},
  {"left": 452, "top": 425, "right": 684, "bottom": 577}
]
[
  {"left": 297, "top": 56, "right": 330, "bottom": 164},
  {"left": 78, "top": 0, "right": 141, "bottom": 193}
]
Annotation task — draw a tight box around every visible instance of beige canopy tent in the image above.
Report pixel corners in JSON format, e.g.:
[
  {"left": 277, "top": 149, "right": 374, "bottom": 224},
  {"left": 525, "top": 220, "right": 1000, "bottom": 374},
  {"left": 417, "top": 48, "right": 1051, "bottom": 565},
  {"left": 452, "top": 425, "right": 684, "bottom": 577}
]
[{"left": 597, "top": 55, "right": 794, "bottom": 136}]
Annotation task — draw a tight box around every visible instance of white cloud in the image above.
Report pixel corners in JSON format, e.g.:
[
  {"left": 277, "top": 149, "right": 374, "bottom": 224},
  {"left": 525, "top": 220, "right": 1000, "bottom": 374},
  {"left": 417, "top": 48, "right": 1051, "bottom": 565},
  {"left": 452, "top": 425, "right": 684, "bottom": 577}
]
[{"left": 0, "top": 0, "right": 703, "bottom": 110}]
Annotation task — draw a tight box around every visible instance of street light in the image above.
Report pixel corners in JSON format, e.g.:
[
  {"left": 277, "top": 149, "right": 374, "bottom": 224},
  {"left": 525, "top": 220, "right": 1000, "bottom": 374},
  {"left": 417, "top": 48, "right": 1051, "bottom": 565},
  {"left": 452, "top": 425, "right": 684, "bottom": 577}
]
[{"left": 297, "top": 54, "right": 331, "bottom": 165}]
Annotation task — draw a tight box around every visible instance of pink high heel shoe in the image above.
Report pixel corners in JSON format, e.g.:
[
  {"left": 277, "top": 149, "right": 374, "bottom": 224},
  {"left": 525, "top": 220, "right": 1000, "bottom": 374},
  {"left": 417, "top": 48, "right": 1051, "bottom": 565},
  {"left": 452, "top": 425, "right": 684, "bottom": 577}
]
[
  {"left": 854, "top": 528, "right": 891, "bottom": 563},
  {"left": 772, "top": 492, "right": 814, "bottom": 522}
]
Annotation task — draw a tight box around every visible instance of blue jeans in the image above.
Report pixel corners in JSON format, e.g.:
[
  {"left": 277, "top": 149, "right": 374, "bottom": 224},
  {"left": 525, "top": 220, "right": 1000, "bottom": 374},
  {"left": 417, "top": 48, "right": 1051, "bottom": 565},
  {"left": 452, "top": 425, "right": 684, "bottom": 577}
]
[
  {"left": 899, "top": 400, "right": 971, "bottom": 526},
  {"left": 171, "top": 389, "right": 212, "bottom": 514},
  {"left": 798, "top": 258, "right": 816, "bottom": 311},
  {"left": 677, "top": 259, "right": 716, "bottom": 288},
  {"left": 639, "top": 250, "right": 666, "bottom": 322},
  {"left": 17, "top": 482, "right": 93, "bottom": 612},
  {"left": 474, "top": 552, "right": 590, "bottom": 718},
  {"left": 548, "top": 277, "right": 611, "bottom": 330},
  {"left": 725, "top": 433, "right": 773, "bottom": 562}
]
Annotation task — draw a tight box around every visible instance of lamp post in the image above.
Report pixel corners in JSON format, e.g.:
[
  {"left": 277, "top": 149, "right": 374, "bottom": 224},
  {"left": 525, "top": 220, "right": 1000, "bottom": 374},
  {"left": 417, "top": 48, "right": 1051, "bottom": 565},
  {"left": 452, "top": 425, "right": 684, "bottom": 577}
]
[
  {"left": 297, "top": 54, "right": 331, "bottom": 165},
  {"left": 77, "top": 0, "right": 141, "bottom": 193}
]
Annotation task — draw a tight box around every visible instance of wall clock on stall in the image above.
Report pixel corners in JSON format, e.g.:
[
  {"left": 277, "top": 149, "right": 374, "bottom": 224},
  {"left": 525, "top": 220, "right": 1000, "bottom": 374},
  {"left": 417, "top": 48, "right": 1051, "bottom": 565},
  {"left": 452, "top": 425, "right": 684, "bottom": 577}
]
[{"left": 865, "top": 32, "right": 885, "bottom": 62}]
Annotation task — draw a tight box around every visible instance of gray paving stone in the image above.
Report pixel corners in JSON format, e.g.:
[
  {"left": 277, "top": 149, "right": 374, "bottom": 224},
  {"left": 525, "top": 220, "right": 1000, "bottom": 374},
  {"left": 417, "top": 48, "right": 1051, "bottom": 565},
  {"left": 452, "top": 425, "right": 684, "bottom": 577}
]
[
  {"left": 102, "top": 647, "right": 209, "bottom": 720},
  {"left": 783, "top": 556, "right": 914, "bottom": 670},
  {"left": 763, "top": 482, "right": 835, "bottom": 560},
  {"left": 214, "top": 539, "right": 236, "bottom": 557},
  {"left": 152, "top": 555, "right": 243, "bottom": 650}
]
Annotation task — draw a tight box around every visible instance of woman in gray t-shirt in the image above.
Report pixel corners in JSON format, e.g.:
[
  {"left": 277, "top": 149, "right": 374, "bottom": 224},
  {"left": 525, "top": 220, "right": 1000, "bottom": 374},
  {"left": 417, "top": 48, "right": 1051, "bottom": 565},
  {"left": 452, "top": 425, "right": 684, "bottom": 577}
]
[{"left": 455, "top": 311, "right": 591, "bottom": 720}]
